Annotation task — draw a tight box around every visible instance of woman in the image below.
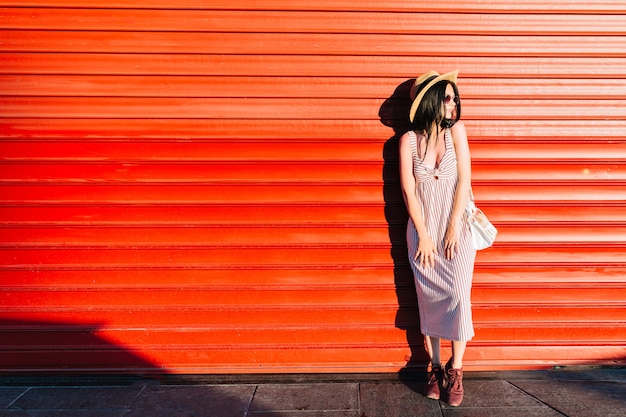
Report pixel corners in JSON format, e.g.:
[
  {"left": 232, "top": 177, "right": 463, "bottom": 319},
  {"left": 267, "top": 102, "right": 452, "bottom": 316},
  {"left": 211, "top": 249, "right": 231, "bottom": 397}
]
[{"left": 398, "top": 70, "right": 475, "bottom": 407}]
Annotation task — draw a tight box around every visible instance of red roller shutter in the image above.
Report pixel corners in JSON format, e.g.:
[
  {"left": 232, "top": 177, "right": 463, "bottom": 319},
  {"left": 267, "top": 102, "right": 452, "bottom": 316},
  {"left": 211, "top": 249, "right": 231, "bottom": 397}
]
[{"left": 0, "top": 1, "right": 625, "bottom": 373}]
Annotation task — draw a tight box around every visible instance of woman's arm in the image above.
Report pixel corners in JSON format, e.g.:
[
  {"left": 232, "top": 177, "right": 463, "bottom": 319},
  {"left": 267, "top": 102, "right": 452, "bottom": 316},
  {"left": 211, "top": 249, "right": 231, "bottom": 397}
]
[{"left": 399, "top": 131, "right": 437, "bottom": 268}]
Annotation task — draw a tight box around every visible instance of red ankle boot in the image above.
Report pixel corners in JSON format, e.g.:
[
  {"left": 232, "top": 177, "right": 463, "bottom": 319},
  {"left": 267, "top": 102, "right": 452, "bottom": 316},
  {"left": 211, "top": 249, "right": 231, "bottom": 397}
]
[
  {"left": 444, "top": 359, "right": 464, "bottom": 407},
  {"left": 423, "top": 364, "right": 443, "bottom": 400}
]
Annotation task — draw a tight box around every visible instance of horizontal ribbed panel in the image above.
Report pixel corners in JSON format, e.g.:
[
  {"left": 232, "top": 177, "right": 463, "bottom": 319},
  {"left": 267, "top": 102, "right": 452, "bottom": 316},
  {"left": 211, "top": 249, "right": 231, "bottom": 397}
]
[
  {"left": 2, "top": 8, "right": 626, "bottom": 35},
  {"left": 6, "top": 32, "right": 626, "bottom": 56},
  {"left": 0, "top": 1, "right": 625, "bottom": 374},
  {"left": 4, "top": 1, "right": 626, "bottom": 13},
  {"left": 4, "top": 54, "right": 626, "bottom": 77}
]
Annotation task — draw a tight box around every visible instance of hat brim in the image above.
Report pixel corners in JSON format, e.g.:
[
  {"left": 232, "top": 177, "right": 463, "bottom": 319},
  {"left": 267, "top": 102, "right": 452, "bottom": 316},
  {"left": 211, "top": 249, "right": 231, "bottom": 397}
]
[{"left": 409, "top": 70, "right": 459, "bottom": 123}]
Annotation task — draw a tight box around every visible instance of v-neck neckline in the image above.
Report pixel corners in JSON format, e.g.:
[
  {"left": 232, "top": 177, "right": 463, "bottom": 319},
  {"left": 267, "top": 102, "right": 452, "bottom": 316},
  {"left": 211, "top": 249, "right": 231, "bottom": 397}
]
[{"left": 418, "top": 129, "right": 450, "bottom": 172}]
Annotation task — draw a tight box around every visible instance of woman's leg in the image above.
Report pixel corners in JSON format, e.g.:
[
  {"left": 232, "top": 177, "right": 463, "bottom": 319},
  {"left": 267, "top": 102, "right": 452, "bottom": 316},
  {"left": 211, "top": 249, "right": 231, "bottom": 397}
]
[
  {"left": 424, "top": 335, "right": 441, "bottom": 366},
  {"left": 423, "top": 335, "right": 443, "bottom": 399},
  {"left": 445, "top": 340, "right": 467, "bottom": 407},
  {"left": 451, "top": 340, "right": 466, "bottom": 369}
]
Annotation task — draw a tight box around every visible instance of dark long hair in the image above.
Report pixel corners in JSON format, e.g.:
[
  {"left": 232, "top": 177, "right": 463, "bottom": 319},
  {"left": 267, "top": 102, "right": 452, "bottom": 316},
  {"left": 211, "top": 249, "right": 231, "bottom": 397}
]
[{"left": 410, "top": 80, "right": 461, "bottom": 158}]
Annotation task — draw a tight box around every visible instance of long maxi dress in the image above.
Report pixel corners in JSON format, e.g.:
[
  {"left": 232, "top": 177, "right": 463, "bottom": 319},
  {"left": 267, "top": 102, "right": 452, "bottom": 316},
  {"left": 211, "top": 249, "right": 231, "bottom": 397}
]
[{"left": 405, "top": 129, "right": 476, "bottom": 342}]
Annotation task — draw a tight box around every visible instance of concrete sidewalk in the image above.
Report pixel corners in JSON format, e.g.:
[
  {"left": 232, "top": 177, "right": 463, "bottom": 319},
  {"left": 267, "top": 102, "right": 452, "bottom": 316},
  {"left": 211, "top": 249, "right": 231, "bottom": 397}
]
[{"left": 0, "top": 368, "right": 624, "bottom": 416}]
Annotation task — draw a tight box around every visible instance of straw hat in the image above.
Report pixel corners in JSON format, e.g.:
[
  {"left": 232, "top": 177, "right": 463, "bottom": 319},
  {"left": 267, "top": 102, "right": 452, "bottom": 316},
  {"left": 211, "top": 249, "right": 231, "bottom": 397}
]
[{"left": 409, "top": 70, "right": 459, "bottom": 122}]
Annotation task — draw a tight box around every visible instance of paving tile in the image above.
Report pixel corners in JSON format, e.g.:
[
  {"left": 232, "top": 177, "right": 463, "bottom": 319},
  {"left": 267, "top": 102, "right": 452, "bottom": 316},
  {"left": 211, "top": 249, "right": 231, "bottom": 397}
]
[
  {"left": 359, "top": 381, "right": 442, "bottom": 417},
  {"left": 249, "top": 411, "right": 359, "bottom": 417},
  {"left": 441, "top": 407, "right": 564, "bottom": 417},
  {"left": 0, "top": 411, "right": 125, "bottom": 417},
  {"left": 125, "top": 384, "right": 256, "bottom": 417},
  {"left": 250, "top": 383, "right": 358, "bottom": 413},
  {"left": 543, "top": 369, "right": 626, "bottom": 383},
  {"left": 9, "top": 386, "right": 142, "bottom": 411},
  {"left": 437, "top": 380, "right": 565, "bottom": 417},
  {"left": 0, "top": 388, "right": 27, "bottom": 408},
  {"left": 440, "top": 380, "right": 545, "bottom": 409},
  {"left": 512, "top": 380, "right": 626, "bottom": 417}
]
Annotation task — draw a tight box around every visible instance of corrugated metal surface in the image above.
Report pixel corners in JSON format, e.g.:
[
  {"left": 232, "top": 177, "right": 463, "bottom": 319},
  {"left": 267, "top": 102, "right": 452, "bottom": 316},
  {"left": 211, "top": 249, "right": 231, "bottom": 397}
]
[{"left": 0, "top": 1, "right": 625, "bottom": 373}]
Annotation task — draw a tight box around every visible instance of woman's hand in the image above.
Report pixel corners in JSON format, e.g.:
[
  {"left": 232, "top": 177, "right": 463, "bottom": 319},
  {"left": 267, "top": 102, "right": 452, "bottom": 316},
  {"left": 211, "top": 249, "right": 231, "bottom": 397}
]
[
  {"left": 416, "top": 233, "right": 437, "bottom": 268},
  {"left": 444, "top": 223, "right": 460, "bottom": 260}
]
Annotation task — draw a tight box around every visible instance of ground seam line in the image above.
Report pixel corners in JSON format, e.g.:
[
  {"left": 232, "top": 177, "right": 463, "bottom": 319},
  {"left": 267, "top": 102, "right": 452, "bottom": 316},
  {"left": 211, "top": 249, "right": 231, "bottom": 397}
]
[{"left": 506, "top": 380, "right": 569, "bottom": 417}]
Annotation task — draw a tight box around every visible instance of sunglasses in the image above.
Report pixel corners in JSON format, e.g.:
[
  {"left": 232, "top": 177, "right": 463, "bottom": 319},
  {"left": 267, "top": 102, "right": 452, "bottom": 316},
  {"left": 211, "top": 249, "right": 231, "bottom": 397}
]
[{"left": 444, "top": 94, "right": 460, "bottom": 105}]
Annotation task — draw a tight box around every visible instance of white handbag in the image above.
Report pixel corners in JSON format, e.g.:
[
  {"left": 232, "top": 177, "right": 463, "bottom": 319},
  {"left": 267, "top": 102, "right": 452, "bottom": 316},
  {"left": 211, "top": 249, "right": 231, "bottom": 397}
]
[{"left": 466, "top": 190, "right": 497, "bottom": 250}]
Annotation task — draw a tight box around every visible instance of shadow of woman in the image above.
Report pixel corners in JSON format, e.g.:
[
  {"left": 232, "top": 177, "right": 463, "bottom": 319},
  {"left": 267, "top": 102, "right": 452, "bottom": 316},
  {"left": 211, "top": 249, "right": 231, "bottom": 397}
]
[{"left": 379, "top": 79, "right": 429, "bottom": 386}]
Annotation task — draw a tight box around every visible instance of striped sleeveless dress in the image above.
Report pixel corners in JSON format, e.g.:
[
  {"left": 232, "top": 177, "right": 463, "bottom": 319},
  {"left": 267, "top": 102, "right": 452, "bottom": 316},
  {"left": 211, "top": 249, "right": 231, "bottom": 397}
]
[{"left": 406, "top": 129, "right": 476, "bottom": 341}]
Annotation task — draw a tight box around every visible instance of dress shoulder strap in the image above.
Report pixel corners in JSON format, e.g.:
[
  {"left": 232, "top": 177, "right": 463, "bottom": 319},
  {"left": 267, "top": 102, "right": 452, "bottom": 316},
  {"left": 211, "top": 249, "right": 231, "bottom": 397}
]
[
  {"left": 407, "top": 130, "right": 418, "bottom": 161},
  {"left": 446, "top": 128, "right": 456, "bottom": 157},
  {"left": 447, "top": 127, "right": 463, "bottom": 166}
]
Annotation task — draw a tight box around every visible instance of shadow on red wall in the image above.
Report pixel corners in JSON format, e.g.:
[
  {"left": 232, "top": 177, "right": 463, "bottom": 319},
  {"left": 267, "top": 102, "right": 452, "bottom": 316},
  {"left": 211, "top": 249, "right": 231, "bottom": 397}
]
[
  {"left": 0, "top": 320, "right": 295, "bottom": 415},
  {"left": 0, "top": 318, "right": 159, "bottom": 374},
  {"left": 379, "top": 79, "right": 429, "bottom": 375}
]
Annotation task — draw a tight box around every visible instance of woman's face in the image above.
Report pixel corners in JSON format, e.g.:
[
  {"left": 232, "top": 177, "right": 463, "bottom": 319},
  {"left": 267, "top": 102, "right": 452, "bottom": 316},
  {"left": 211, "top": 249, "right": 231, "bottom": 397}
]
[{"left": 443, "top": 83, "right": 458, "bottom": 119}]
